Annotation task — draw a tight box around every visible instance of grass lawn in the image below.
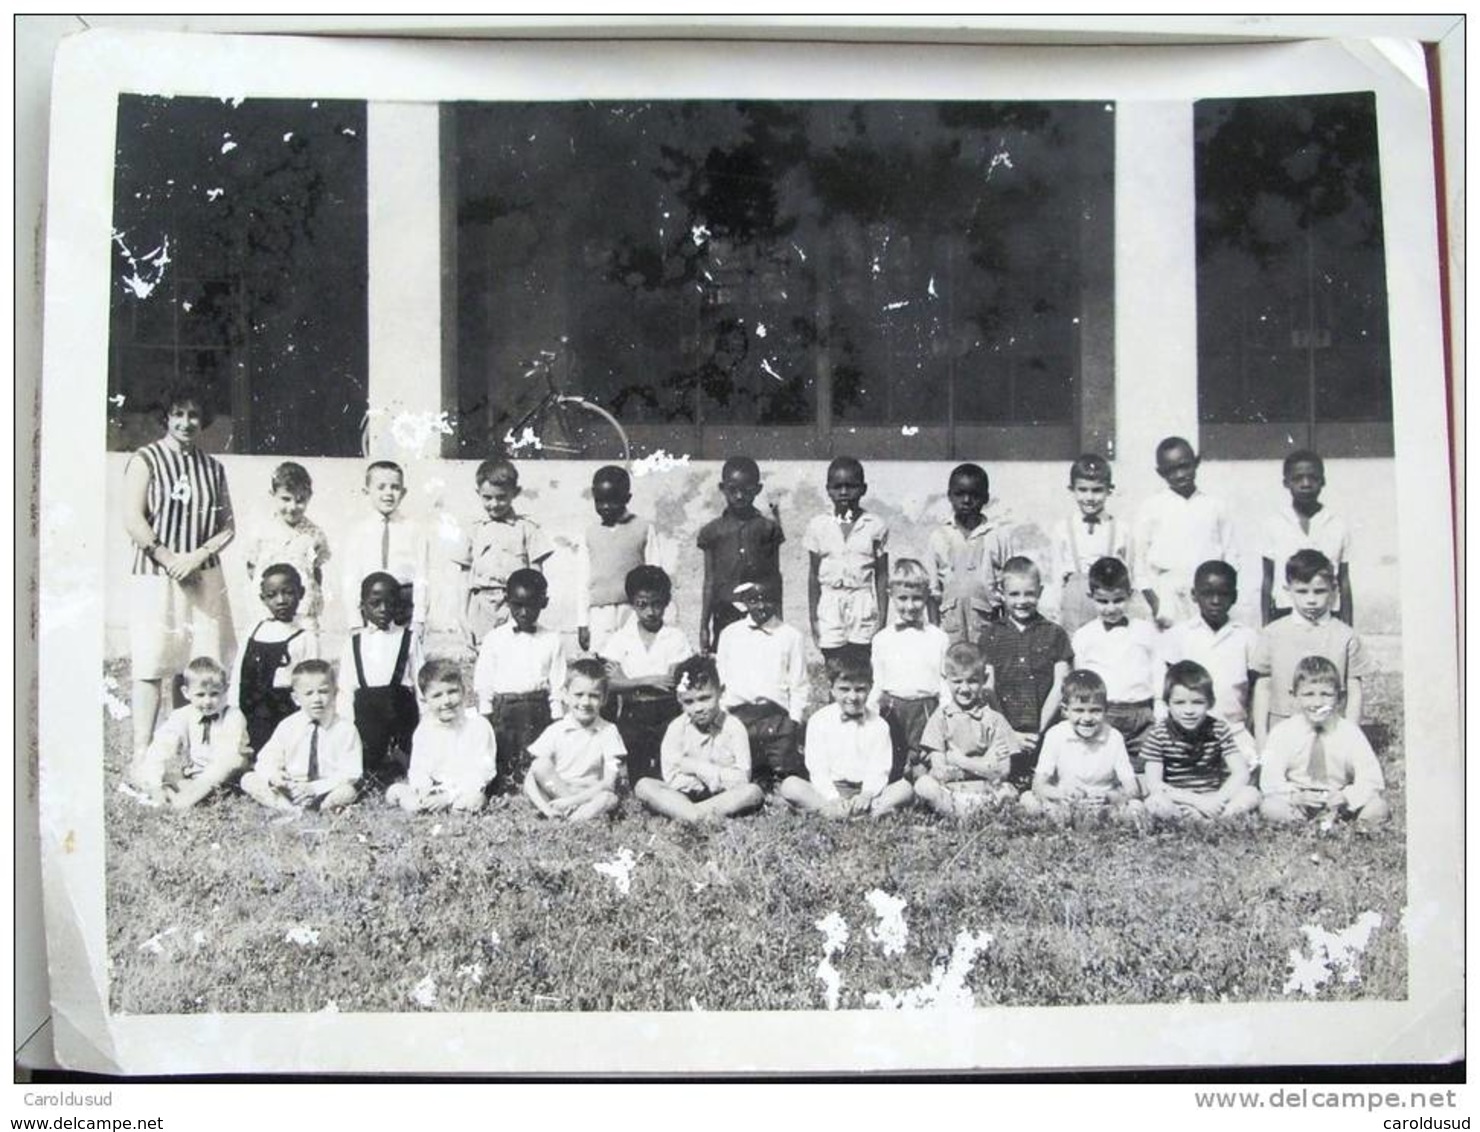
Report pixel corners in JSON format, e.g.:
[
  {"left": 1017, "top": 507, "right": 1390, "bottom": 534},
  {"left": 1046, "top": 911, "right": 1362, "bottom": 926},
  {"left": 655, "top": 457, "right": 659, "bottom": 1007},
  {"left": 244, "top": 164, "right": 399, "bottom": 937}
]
[{"left": 104, "top": 663, "right": 1408, "bottom": 1015}]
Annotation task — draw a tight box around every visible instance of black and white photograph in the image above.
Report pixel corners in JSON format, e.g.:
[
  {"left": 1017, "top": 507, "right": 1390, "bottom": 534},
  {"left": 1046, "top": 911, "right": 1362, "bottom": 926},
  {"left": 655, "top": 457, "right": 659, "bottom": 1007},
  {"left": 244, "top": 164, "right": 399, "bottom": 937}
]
[{"left": 33, "top": 26, "right": 1460, "bottom": 1076}]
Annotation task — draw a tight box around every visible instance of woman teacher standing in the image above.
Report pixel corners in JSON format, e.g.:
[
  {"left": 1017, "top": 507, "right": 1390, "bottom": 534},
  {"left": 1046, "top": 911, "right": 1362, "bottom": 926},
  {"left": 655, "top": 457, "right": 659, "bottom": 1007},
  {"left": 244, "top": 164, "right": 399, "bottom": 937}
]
[{"left": 121, "top": 382, "right": 237, "bottom": 772}]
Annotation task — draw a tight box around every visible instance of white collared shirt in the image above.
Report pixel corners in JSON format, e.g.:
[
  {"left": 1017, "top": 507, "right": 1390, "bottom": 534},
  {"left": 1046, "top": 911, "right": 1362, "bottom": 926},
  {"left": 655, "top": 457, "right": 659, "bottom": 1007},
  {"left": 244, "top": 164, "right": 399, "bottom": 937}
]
[
  {"left": 407, "top": 713, "right": 498, "bottom": 795},
  {"left": 1160, "top": 617, "right": 1258, "bottom": 726},
  {"left": 803, "top": 703, "right": 893, "bottom": 800},
  {"left": 336, "top": 625, "right": 422, "bottom": 716},
  {"left": 868, "top": 619, "right": 950, "bottom": 703},
  {"left": 472, "top": 622, "right": 566, "bottom": 716},
  {"left": 527, "top": 714, "right": 626, "bottom": 787},
  {"left": 1260, "top": 714, "right": 1384, "bottom": 810},
  {"left": 1071, "top": 618, "right": 1164, "bottom": 703},
  {"left": 1132, "top": 486, "right": 1236, "bottom": 593},
  {"left": 340, "top": 509, "right": 430, "bottom": 624},
  {"left": 255, "top": 710, "right": 362, "bottom": 790},
  {"left": 141, "top": 704, "right": 249, "bottom": 789},
  {"left": 1036, "top": 720, "right": 1136, "bottom": 795},
  {"left": 716, "top": 616, "right": 809, "bottom": 722},
  {"left": 603, "top": 621, "right": 694, "bottom": 682},
  {"left": 1261, "top": 503, "right": 1351, "bottom": 611}
]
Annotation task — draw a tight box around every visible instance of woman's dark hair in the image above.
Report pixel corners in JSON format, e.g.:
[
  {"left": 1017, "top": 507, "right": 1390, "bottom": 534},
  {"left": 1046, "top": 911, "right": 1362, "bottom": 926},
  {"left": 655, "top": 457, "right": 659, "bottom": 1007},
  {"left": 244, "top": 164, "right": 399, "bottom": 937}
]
[{"left": 157, "top": 380, "right": 217, "bottom": 430}]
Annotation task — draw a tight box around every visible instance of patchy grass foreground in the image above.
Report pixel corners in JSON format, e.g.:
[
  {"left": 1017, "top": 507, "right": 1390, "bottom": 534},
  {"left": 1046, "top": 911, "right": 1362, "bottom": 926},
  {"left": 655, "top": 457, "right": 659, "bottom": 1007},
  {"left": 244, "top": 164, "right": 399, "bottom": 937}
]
[{"left": 105, "top": 670, "right": 1408, "bottom": 1015}]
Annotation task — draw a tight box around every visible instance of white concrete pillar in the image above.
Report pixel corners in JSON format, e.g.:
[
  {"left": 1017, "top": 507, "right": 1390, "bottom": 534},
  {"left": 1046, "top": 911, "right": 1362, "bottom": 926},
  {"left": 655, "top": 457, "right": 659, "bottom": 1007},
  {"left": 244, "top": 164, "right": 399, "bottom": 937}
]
[
  {"left": 1114, "top": 102, "right": 1199, "bottom": 497},
  {"left": 365, "top": 102, "right": 444, "bottom": 458}
]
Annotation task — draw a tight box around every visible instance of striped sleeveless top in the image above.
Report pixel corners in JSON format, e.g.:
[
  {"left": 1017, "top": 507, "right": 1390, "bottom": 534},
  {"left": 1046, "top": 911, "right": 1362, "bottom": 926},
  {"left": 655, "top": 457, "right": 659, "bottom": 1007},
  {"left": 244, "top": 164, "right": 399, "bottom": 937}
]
[{"left": 128, "top": 440, "right": 229, "bottom": 576}]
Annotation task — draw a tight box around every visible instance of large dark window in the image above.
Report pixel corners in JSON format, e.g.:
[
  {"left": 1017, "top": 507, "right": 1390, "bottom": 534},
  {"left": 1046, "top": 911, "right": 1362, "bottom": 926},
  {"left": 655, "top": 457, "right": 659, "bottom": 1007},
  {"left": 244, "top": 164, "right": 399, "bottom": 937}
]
[
  {"left": 107, "top": 95, "right": 367, "bottom": 456},
  {"left": 447, "top": 100, "right": 1114, "bottom": 460},
  {"left": 1195, "top": 93, "right": 1393, "bottom": 458}
]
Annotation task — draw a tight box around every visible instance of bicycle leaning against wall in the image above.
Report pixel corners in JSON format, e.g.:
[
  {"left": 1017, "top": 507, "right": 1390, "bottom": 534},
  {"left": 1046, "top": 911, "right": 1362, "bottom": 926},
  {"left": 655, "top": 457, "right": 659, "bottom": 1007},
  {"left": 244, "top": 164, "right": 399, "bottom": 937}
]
[{"left": 359, "top": 340, "right": 631, "bottom": 463}]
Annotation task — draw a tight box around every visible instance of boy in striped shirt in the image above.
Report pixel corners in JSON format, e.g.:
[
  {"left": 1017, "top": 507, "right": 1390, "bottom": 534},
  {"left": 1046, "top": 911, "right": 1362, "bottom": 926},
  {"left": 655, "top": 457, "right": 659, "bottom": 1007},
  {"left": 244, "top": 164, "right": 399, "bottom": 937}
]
[{"left": 1141, "top": 661, "right": 1261, "bottom": 822}]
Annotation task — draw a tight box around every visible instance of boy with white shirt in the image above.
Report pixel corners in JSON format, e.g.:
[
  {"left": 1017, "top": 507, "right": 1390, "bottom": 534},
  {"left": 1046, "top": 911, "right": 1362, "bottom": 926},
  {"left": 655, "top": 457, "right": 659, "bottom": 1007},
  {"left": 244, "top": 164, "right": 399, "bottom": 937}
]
[
  {"left": 715, "top": 571, "right": 808, "bottom": 792},
  {"left": 339, "top": 461, "right": 430, "bottom": 638},
  {"left": 1071, "top": 557, "right": 1164, "bottom": 773},
  {"left": 869, "top": 558, "right": 950, "bottom": 783},
  {"left": 473, "top": 568, "right": 566, "bottom": 794},
  {"left": 602, "top": 566, "right": 695, "bottom": 784},
  {"left": 241, "top": 660, "right": 362, "bottom": 812},
  {"left": 1132, "top": 437, "right": 1237, "bottom": 628},
  {"left": 1260, "top": 450, "right": 1354, "bottom": 626},
  {"left": 1158, "top": 560, "right": 1259, "bottom": 763},
  {"left": 780, "top": 655, "right": 914, "bottom": 819},
  {"left": 1259, "top": 656, "right": 1388, "bottom": 826},
  {"left": 387, "top": 660, "right": 495, "bottom": 813},
  {"left": 134, "top": 656, "right": 249, "bottom": 809}
]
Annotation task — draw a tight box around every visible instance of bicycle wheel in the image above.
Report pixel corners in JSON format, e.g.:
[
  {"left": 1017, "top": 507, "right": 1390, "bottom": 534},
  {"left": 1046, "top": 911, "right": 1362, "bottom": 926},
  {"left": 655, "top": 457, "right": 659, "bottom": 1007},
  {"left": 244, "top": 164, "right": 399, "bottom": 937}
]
[{"left": 525, "top": 396, "right": 631, "bottom": 462}]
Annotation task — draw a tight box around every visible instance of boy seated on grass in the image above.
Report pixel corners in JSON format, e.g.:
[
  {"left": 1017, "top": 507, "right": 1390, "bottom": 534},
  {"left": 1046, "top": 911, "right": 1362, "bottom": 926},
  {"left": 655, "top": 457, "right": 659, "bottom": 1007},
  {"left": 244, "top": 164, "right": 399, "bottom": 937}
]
[
  {"left": 1258, "top": 655, "right": 1389, "bottom": 828},
  {"left": 780, "top": 655, "right": 915, "bottom": 820},
  {"left": 523, "top": 658, "right": 626, "bottom": 822},
  {"left": 634, "top": 655, "right": 763, "bottom": 826},
  {"left": 133, "top": 656, "right": 249, "bottom": 809},
  {"left": 386, "top": 659, "right": 496, "bottom": 814},
  {"left": 241, "top": 660, "right": 361, "bottom": 812},
  {"left": 1141, "top": 661, "right": 1261, "bottom": 823},
  {"left": 1021, "top": 669, "right": 1143, "bottom": 823},
  {"left": 914, "top": 643, "right": 1018, "bottom": 818}
]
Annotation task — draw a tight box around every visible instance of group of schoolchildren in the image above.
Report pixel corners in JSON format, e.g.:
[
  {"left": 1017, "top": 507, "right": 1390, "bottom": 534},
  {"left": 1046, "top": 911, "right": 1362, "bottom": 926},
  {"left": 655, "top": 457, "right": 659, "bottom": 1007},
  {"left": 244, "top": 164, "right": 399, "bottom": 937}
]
[{"left": 133, "top": 436, "right": 1389, "bottom": 831}]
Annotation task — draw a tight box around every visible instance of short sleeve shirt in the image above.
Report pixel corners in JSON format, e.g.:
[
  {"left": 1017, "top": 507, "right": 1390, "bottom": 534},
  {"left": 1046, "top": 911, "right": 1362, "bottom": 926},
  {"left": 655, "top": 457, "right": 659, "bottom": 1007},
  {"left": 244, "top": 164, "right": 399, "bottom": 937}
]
[
  {"left": 919, "top": 700, "right": 1014, "bottom": 782},
  {"left": 1036, "top": 721, "right": 1135, "bottom": 794},
  {"left": 802, "top": 511, "right": 888, "bottom": 590},
  {"left": 1251, "top": 614, "right": 1374, "bottom": 718},
  {"left": 696, "top": 510, "right": 784, "bottom": 601},
  {"left": 1140, "top": 716, "right": 1239, "bottom": 793},
  {"left": 527, "top": 715, "right": 627, "bottom": 788},
  {"left": 455, "top": 513, "right": 554, "bottom": 590},
  {"left": 977, "top": 614, "right": 1073, "bottom": 731}
]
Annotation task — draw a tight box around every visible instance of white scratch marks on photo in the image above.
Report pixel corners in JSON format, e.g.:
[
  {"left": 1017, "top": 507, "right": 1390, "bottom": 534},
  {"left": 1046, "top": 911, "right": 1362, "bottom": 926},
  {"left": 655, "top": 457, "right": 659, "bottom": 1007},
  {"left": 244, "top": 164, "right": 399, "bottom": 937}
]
[
  {"left": 220, "top": 138, "right": 237, "bottom": 155},
  {"left": 285, "top": 925, "right": 320, "bottom": 947},
  {"left": 221, "top": 96, "right": 245, "bottom": 109},
  {"left": 1284, "top": 911, "right": 1383, "bottom": 996},
  {"left": 410, "top": 975, "right": 438, "bottom": 1008},
  {"left": 883, "top": 300, "right": 910, "bottom": 311},
  {"left": 690, "top": 223, "right": 710, "bottom": 247},
  {"left": 760, "top": 359, "right": 784, "bottom": 383},
  {"left": 865, "top": 890, "right": 909, "bottom": 957},
  {"left": 102, "top": 675, "right": 132, "bottom": 720},
  {"left": 928, "top": 276, "right": 938, "bottom": 298},
  {"left": 138, "top": 927, "right": 178, "bottom": 955},
  {"left": 900, "top": 425, "right": 919, "bottom": 437},
  {"left": 112, "top": 231, "right": 172, "bottom": 299},
  {"left": 593, "top": 847, "right": 639, "bottom": 896},
  {"left": 865, "top": 929, "right": 994, "bottom": 1010},
  {"left": 755, "top": 323, "right": 768, "bottom": 338},
  {"left": 985, "top": 148, "right": 1014, "bottom": 180},
  {"left": 282, "top": 132, "right": 294, "bottom": 143},
  {"left": 631, "top": 449, "right": 691, "bottom": 477},
  {"left": 814, "top": 911, "right": 850, "bottom": 1010},
  {"left": 342, "top": 127, "right": 357, "bottom": 138},
  {"left": 504, "top": 426, "right": 544, "bottom": 453},
  {"left": 792, "top": 243, "right": 807, "bottom": 262}
]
